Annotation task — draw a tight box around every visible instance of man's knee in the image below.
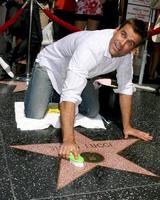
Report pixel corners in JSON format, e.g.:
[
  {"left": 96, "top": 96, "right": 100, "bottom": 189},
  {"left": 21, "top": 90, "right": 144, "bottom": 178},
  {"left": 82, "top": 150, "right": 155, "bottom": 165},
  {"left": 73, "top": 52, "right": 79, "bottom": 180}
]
[
  {"left": 24, "top": 103, "right": 46, "bottom": 119},
  {"left": 24, "top": 109, "right": 45, "bottom": 119},
  {"left": 80, "top": 106, "right": 99, "bottom": 118}
]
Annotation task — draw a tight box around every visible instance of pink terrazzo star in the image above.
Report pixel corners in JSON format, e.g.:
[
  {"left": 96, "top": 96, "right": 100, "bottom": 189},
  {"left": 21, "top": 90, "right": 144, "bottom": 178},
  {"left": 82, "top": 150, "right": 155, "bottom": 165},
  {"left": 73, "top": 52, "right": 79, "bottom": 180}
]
[
  {"left": 10, "top": 132, "right": 158, "bottom": 190},
  {"left": 0, "top": 80, "right": 27, "bottom": 92}
]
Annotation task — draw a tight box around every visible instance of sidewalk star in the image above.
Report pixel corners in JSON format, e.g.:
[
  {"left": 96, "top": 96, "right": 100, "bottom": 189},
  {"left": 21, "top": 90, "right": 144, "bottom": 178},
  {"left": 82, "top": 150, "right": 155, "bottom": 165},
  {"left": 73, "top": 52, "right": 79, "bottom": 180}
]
[{"left": 10, "top": 132, "right": 158, "bottom": 190}]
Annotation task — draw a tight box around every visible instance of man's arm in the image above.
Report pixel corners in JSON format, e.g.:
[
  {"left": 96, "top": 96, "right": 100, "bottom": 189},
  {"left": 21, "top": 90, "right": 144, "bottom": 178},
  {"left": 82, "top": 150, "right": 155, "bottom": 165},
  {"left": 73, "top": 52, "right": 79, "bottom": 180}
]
[
  {"left": 59, "top": 101, "right": 79, "bottom": 159},
  {"left": 119, "top": 94, "right": 153, "bottom": 141}
]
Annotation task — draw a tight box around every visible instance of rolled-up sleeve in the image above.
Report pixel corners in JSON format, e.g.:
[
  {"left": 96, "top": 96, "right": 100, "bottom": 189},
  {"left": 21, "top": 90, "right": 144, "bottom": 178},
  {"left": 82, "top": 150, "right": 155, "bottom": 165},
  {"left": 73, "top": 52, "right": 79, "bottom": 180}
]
[
  {"left": 60, "top": 69, "right": 87, "bottom": 105},
  {"left": 114, "top": 54, "right": 136, "bottom": 95},
  {"left": 60, "top": 44, "right": 97, "bottom": 105}
]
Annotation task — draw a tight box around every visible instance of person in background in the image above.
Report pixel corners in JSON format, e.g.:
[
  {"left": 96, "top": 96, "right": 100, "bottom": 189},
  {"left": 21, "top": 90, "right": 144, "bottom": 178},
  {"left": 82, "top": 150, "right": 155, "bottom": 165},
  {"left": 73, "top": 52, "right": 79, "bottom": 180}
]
[
  {"left": 0, "top": 0, "right": 24, "bottom": 79},
  {"left": 0, "top": 1, "right": 8, "bottom": 79},
  {"left": 100, "top": 0, "right": 127, "bottom": 29},
  {"left": 24, "top": 18, "right": 153, "bottom": 160},
  {"left": 148, "top": 10, "right": 160, "bottom": 83},
  {"left": 75, "top": 0, "right": 106, "bottom": 30},
  {"left": 53, "top": 0, "right": 76, "bottom": 40},
  {"left": 0, "top": 0, "right": 48, "bottom": 79}
]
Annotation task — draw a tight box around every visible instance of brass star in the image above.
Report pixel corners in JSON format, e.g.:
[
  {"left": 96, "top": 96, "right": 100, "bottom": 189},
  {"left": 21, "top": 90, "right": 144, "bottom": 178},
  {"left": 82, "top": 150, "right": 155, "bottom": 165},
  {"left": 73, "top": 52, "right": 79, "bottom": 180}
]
[{"left": 10, "top": 132, "right": 158, "bottom": 190}]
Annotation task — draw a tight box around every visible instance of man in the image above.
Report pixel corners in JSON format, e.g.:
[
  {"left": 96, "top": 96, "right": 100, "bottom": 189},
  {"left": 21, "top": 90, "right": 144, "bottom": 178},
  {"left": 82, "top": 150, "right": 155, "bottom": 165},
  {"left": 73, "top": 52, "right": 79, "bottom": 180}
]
[{"left": 24, "top": 18, "right": 153, "bottom": 160}]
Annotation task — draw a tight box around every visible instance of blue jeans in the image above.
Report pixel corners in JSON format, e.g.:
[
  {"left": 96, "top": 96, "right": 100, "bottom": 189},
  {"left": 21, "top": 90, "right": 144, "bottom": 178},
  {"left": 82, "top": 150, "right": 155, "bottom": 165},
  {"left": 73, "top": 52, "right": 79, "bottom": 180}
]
[{"left": 24, "top": 63, "right": 99, "bottom": 119}]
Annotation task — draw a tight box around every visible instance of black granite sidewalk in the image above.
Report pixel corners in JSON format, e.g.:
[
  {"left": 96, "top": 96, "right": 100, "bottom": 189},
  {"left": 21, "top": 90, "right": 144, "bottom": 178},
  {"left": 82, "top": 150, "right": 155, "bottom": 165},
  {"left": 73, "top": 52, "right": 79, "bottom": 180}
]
[{"left": 0, "top": 81, "right": 160, "bottom": 200}]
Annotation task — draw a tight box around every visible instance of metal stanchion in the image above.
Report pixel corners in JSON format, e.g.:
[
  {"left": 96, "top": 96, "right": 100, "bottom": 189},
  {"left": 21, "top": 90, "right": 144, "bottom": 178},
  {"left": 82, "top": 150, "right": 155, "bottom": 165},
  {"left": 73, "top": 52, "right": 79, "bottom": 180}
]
[
  {"left": 25, "top": 0, "right": 34, "bottom": 85},
  {"left": 14, "top": 0, "right": 34, "bottom": 83},
  {"left": 138, "top": 8, "right": 153, "bottom": 84}
]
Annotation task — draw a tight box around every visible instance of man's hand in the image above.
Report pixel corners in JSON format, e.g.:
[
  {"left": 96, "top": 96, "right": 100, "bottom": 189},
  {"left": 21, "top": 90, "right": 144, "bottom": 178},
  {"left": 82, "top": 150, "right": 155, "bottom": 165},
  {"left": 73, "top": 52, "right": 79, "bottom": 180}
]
[
  {"left": 59, "top": 101, "right": 79, "bottom": 159},
  {"left": 119, "top": 94, "right": 153, "bottom": 141},
  {"left": 59, "top": 140, "right": 79, "bottom": 160},
  {"left": 124, "top": 127, "right": 153, "bottom": 141}
]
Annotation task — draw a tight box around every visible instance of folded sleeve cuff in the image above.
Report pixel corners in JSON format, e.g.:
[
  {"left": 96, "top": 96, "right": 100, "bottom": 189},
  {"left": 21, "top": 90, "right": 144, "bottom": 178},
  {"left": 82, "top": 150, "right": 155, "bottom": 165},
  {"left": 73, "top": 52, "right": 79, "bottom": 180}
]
[{"left": 113, "top": 83, "right": 136, "bottom": 95}]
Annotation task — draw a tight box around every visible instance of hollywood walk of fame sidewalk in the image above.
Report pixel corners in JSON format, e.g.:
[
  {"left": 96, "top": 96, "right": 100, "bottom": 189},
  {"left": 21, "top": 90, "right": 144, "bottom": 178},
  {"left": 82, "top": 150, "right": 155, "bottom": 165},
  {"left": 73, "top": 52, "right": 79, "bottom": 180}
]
[{"left": 0, "top": 80, "right": 160, "bottom": 200}]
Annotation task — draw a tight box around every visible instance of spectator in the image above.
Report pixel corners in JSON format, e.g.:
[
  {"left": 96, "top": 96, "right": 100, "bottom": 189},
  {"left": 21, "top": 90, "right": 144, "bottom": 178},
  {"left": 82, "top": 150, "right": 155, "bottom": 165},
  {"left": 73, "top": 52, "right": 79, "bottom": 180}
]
[
  {"left": 0, "top": 0, "right": 47, "bottom": 79},
  {"left": 53, "top": 0, "right": 76, "bottom": 40},
  {"left": 100, "top": 0, "right": 127, "bottom": 29},
  {"left": 148, "top": 10, "right": 160, "bottom": 83},
  {"left": 75, "top": 0, "right": 106, "bottom": 30}
]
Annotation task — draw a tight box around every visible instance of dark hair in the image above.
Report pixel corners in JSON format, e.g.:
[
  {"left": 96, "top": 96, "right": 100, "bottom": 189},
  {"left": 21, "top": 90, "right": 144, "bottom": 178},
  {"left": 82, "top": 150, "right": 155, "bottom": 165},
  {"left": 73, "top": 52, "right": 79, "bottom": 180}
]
[{"left": 119, "top": 18, "right": 147, "bottom": 46}]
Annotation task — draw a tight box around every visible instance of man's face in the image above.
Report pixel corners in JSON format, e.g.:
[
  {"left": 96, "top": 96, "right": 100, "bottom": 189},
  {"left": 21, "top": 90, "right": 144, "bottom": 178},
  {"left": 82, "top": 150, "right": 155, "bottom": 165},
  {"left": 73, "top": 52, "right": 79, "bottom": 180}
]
[{"left": 109, "top": 24, "right": 142, "bottom": 57}]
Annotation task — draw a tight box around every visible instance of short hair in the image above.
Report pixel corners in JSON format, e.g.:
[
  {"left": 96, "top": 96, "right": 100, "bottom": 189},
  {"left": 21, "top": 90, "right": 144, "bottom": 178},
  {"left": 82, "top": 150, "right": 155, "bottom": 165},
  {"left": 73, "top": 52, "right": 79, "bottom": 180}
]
[{"left": 119, "top": 18, "right": 147, "bottom": 46}]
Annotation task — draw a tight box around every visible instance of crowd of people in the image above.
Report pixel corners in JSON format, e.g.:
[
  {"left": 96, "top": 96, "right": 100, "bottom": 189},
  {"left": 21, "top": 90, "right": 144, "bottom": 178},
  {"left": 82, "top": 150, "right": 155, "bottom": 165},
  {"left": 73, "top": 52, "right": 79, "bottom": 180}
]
[{"left": 148, "top": 9, "right": 160, "bottom": 83}]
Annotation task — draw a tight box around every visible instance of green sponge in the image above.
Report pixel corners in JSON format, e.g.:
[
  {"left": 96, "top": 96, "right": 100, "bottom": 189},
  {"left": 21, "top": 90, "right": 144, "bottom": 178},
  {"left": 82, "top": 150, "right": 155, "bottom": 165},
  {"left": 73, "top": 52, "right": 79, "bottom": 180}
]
[{"left": 69, "top": 152, "right": 84, "bottom": 167}]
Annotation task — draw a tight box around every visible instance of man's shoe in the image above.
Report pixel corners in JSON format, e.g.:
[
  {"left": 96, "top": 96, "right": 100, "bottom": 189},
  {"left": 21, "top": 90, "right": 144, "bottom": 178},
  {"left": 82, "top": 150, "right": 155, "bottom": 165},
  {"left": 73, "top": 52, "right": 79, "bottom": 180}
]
[{"left": 0, "top": 57, "right": 14, "bottom": 78}]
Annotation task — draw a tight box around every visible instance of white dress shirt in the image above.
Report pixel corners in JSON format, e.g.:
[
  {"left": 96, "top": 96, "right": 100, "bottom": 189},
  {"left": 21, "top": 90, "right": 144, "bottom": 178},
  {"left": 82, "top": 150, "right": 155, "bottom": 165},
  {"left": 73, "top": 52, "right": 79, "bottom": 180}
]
[{"left": 36, "top": 29, "right": 135, "bottom": 106}]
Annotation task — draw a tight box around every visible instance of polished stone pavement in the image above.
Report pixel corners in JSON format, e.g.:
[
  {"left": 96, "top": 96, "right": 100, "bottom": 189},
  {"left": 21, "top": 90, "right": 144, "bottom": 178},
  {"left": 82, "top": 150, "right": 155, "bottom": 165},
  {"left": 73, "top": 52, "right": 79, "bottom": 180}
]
[{"left": 0, "top": 80, "right": 160, "bottom": 200}]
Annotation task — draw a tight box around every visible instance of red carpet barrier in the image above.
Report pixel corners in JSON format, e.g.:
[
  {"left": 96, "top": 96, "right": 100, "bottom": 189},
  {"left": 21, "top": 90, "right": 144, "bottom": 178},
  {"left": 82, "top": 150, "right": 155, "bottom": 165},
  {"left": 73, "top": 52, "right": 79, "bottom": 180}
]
[
  {"left": 0, "top": 1, "right": 158, "bottom": 37},
  {"left": 148, "top": 27, "right": 160, "bottom": 38},
  {"left": 0, "top": 8, "right": 25, "bottom": 33},
  {"left": 42, "top": 8, "right": 81, "bottom": 33}
]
